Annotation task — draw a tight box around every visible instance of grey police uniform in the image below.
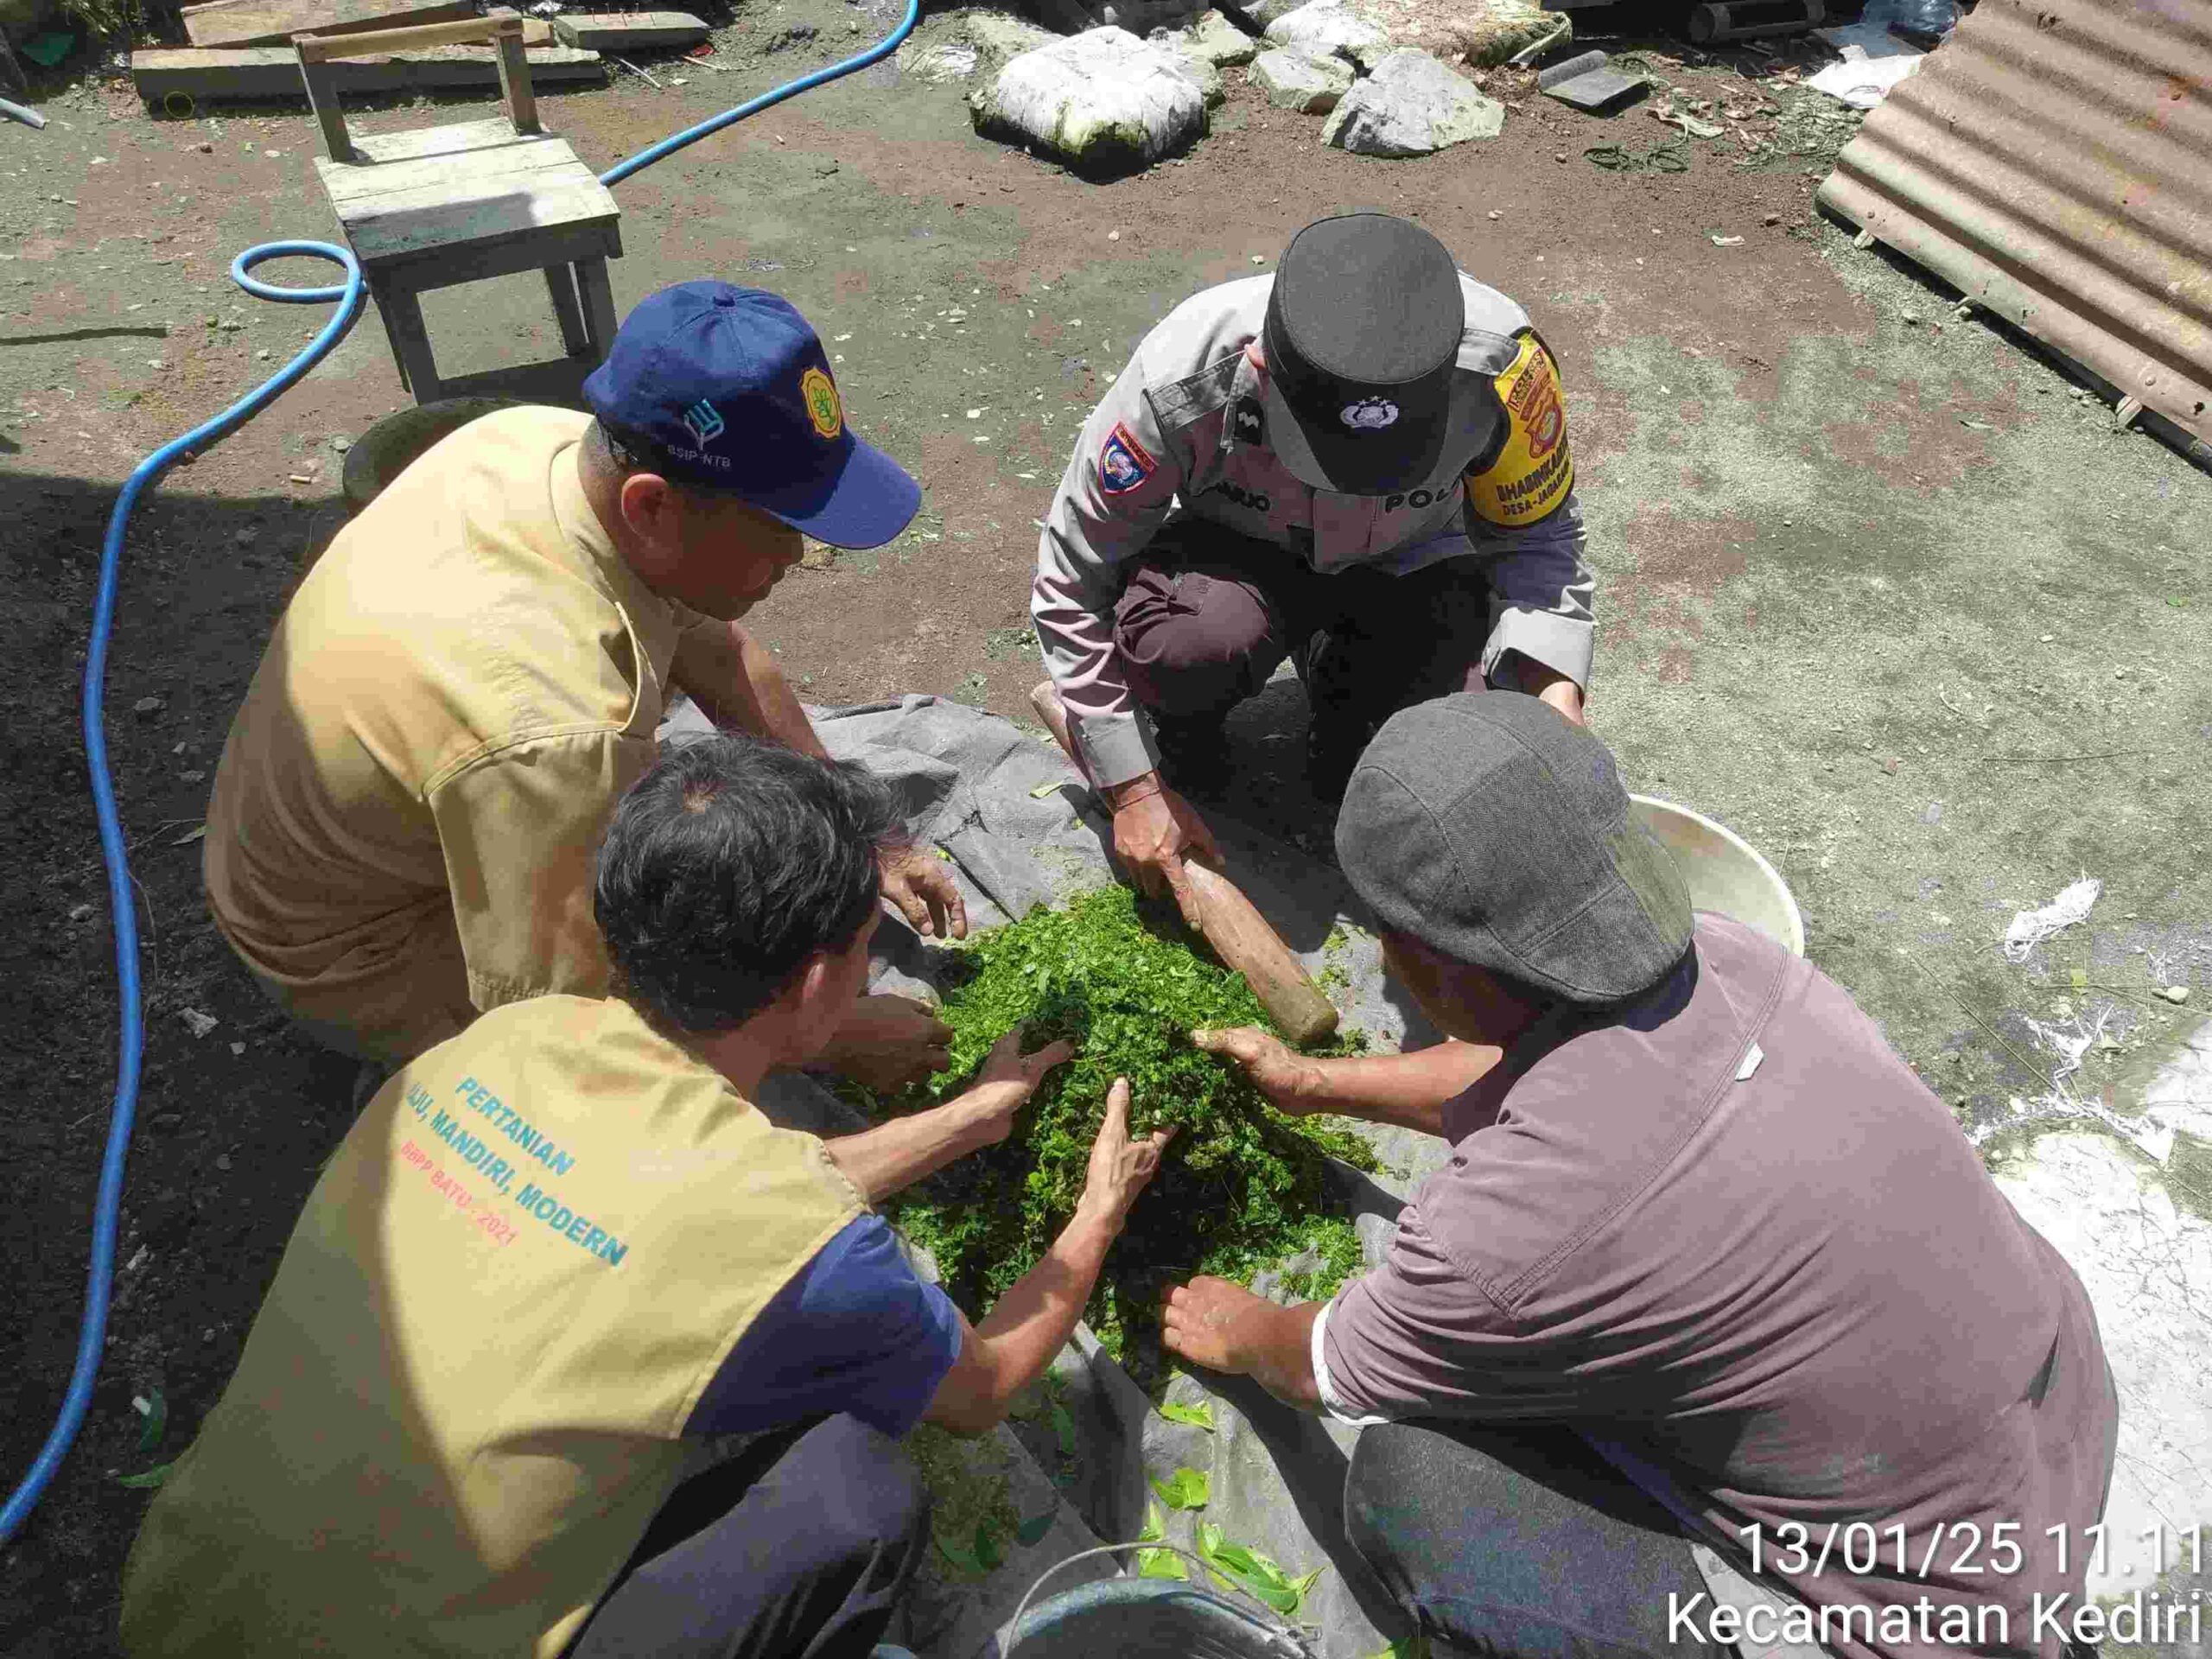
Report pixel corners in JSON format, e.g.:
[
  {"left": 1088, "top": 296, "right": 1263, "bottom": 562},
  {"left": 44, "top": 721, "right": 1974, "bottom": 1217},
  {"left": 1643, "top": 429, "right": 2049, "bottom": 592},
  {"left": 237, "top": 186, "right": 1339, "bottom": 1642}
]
[{"left": 1033, "top": 272, "right": 1596, "bottom": 789}]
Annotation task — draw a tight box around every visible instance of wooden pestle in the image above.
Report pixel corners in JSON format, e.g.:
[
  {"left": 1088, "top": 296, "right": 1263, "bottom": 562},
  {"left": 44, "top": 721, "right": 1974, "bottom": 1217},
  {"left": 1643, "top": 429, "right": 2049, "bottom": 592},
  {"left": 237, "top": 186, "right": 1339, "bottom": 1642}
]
[{"left": 1027, "top": 682, "right": 1340, "bottom": 1046}]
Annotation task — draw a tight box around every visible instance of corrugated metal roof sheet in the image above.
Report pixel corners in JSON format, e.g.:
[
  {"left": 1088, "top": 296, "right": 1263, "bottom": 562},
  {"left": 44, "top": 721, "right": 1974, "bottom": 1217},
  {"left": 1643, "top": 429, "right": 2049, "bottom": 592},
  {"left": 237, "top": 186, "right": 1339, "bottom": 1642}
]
[{"left": 1818, "top": 0, "right": 2212, "bottom": 444}]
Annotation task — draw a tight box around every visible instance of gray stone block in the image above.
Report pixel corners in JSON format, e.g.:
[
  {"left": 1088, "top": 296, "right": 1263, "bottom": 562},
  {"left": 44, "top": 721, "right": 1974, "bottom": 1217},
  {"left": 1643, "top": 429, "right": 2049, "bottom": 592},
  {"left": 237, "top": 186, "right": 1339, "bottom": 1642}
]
[
  {"left": 1250, "top": 44, "right": 1352, "bottom": 112},
  {"left": 1321, "top": 47, "right": 1505, "bottom": 155}
]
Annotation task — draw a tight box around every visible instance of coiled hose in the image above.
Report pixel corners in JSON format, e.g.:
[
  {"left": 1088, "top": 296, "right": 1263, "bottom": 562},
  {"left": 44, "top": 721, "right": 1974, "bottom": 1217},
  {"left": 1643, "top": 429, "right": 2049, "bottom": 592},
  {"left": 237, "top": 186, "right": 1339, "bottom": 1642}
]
[{"left": 2, "top": 0, "right": 918, "bottom": 1544}]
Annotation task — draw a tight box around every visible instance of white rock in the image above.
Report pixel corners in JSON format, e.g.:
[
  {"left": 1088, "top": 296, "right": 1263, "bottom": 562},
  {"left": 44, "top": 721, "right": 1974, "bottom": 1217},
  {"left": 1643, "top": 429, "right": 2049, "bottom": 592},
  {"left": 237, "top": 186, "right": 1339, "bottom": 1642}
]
[
  {"left": 1169, "top": 48, "right": 1226, "bottom": 105},
  {"left": 1217, "top": 0, "right": 1304, "bottom": 32},
  {"left": 1251, "top": 46, "right": 1353, "bottom": 112},
  {"left": 971, "top": 28, "right": 1209, "bottom": 175},
  {"left": 1264, "top": 0, "right": 1390, "bottom": 70},
  {"left": 1322, "top": 48, "right": 1505, "bottom": 156},
  {"left": 1160, "top": 8, "right": 1259, "bottom": 65}
]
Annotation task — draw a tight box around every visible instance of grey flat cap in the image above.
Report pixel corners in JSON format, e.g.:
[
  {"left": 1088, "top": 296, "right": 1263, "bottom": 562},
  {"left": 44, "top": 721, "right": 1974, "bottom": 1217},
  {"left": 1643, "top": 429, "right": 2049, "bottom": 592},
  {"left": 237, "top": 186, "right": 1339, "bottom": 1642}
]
[{"left": 1334, "top": 694, "right": 1694, "bottom": 1006}]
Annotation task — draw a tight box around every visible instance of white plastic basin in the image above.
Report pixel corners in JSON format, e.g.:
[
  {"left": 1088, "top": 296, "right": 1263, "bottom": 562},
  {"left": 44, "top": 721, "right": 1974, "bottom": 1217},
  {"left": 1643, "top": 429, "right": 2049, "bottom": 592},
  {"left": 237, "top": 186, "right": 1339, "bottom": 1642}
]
[{"left": 1630, "top": 795, "right": 1805, "bottom": 958}]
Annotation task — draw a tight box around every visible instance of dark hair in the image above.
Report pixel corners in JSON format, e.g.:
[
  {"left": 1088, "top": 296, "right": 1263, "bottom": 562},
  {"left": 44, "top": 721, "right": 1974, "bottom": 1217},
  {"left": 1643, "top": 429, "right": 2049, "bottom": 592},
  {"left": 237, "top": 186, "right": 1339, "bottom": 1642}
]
[{"left": 594, "top": 734, "right": 897, "bottom": 1034}]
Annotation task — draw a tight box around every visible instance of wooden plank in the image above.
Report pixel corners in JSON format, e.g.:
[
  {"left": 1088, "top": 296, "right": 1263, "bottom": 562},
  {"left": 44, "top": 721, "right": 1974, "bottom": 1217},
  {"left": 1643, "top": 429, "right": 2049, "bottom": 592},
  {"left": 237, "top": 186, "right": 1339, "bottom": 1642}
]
[
  {"left": 297, "top": 13, "right": 515, "bottom": 61},
  {"left": 337, "top": 175, "right": 618, "bottom": 264},
  {"left": 132, "top": 43, "right": 603, "bottom": 102},
  {"left": 544, "top": 266, "right": 588, "bottom": 355},
  {"left": 551, "top": 10, "right": 707, "bottom": 49},
  {"left": 375, "top": 283, "right": 445, "bottom": 403},
  {"left": 347, "top": 115, "right": 528, "bottom": 163},
  {"left": 493, "top": 27, "right": 537, "bottom": 134},
  {"left": 181, "top": 0, "right": 471, "bottom": 50},
  {"left": 300, "top": 50, "right": 356, "bottom": 157},
  {"left": 315, "top": 138, "right": 586, "bottom": 207},
  {"left": 374, "top": 220, "right": 616, "bottom": 291},
  {"left": 575, "top": 256, "right": 619, "bottom": 359}
]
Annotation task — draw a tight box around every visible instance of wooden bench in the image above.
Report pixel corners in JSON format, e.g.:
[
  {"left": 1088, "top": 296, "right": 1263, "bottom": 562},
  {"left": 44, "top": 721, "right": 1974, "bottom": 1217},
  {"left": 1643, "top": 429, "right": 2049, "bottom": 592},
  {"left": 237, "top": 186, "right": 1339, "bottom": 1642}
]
[{"left": 299, "top": 8, "right": 621, "bottom": 404}]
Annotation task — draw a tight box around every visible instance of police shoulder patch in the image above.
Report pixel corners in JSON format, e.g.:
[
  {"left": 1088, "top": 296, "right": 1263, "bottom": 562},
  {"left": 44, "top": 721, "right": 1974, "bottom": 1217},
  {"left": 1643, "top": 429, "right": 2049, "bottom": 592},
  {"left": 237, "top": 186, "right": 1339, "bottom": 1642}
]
[
  {"left": 1465, "top": 331, "right": 1573, "bottom": 528},
  {"left": 1099, "top": 422, "right": 1159, "bottom": 497}
]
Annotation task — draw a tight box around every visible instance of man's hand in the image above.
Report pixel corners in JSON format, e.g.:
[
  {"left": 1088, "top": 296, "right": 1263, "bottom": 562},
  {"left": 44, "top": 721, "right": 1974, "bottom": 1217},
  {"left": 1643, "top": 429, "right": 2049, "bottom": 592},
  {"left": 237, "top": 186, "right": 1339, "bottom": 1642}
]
[
  {"left": 1161, "top": 1275, "right": 1284, "bottom": 1377},
  {"left": 1192, "top": 1027, "right": 1327, "bottom": 1116},
  {"left": 957, "top": 1025, "right": 1077, "bottom": 1145},
  {"left": 1077, "top": 1077, "right": 1174, "bottom": 1225},
  {"left": 813, "top": 993, "right": 954, "bottom": 1092},
  {"left": 1109, "top": 774, "right": 1222, "bottom": 931},
  {"left": 1497, "top": 654, "right": 1586, "bottom": 727},
  {"left": 880, "top": 842, "right": 968, "bottom": 940}
]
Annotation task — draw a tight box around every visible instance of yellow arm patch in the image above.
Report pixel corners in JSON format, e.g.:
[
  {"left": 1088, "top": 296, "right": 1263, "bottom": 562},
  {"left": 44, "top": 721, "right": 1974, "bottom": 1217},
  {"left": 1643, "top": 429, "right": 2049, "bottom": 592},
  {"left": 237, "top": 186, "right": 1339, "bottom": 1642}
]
[{"left": 1465, "top": 332, "right": 1573, "bottom": 527}]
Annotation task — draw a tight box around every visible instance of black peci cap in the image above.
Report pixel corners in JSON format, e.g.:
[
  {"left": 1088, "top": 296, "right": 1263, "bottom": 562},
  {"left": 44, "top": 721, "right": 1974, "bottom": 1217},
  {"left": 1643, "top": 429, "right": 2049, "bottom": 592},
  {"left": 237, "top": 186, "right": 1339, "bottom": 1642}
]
[{"left": 1260, "top": 213, "right": 1465, "bottom": 497}]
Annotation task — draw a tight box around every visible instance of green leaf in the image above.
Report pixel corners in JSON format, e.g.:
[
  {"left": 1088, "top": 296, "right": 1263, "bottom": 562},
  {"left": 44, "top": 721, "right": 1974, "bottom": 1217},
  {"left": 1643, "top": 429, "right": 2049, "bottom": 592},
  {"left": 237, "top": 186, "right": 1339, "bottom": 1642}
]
[
  {"left": 133, "top": 1389, "right": 168, "bottom": 1453},
  {"left": 1159, "top": 1399, "right": 1215, "bottom": 1432},
  {"left": 1014, "top": 1511, "right": 1054, "bottom": 1547},
  {"left": 1148, "top": 1465, "right": 1210, "bottom": 1511},
  {"left": 116, "top": 1462, "right": 174, "bottom": 1491},
  {"left": 934, "top": 1530, "right": 982, "bottom": 1574},
  {"left": 975, "top": 1521, "right": 1004, "bottom": 1573},
  {"left": 1029, "top": 780, "right": 1068, "bottom": 799},
  {"left": 1192, "top": 1522, "right": 1319, "bottom": 1616},
  {"left": 1049, "top": 1400, "right": 1077, "bottom": 1458},
  {"left": 1138, "top": 1502, "right": 1189, "bottom": 1579}
]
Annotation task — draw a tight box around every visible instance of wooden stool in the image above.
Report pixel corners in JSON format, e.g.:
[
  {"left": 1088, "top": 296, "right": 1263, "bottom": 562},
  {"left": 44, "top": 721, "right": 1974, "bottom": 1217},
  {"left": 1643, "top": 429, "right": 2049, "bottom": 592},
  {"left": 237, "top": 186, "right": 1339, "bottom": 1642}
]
[{"left": 296, "top": 8, "right": 621, "bottom": 404}]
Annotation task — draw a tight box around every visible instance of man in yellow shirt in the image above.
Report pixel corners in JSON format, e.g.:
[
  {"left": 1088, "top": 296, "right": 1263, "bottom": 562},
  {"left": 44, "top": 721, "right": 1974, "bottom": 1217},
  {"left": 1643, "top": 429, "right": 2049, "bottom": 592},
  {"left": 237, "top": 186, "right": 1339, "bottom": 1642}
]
[
  {"left": 206, "top": 281, "right": 963, "bottom": 1071},
  {"left": 124, "top": 733, "right": 1171, "bottom": 1659}
]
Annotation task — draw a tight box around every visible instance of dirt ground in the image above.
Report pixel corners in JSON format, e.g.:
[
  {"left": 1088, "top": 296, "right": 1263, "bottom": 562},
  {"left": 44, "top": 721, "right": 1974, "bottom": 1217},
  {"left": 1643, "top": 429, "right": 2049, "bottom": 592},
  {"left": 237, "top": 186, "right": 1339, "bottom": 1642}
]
[{"left": 3, "top": 0, "right": 2209, "bottom": 1649}]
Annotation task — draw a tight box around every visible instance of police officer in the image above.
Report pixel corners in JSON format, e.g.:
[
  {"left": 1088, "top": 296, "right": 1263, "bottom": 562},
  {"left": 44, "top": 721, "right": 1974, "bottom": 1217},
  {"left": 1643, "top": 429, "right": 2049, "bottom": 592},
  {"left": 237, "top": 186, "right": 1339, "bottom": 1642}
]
[{"left": 1033, "top": 213, "right": 1592, "bottom": 921}]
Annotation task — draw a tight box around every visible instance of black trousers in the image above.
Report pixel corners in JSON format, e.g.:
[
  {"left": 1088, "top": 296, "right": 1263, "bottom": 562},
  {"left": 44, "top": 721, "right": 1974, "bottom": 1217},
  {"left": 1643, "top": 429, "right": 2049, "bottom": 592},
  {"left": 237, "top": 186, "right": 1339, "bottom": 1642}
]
[
  {"left": 1110, "top": 518, "right": 1496, "bottom": 731},
  {"left": 566, "top": 1415, "right": 930, "bottom": 1659},
  {"left": 1346, "top": 1421, "right": 1729, "bottom": 1659}
]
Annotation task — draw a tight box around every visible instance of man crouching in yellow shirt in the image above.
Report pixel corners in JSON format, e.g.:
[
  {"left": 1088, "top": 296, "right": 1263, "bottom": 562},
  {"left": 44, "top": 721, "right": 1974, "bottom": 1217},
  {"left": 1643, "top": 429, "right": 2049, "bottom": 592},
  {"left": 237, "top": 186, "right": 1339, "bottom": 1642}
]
[
  {"left": 123, "top": 733, "right": 1170, "bottom": 1659},
  {"left": 204, "top": 280, "right": 963, "bottom": 1077}
]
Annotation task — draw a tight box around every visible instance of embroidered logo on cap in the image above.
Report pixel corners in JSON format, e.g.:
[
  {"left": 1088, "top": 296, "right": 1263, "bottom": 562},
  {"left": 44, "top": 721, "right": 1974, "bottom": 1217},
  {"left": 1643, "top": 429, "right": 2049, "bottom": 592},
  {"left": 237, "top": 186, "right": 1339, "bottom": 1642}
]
[
  {"left": 800, "top": 367, "right": 843, "bottom": 441},
  {"left": 1339, "top": 397, "right": 1399, "bottom": 432},
  {"left": 1099, "top": 422, "right": 1157, "bottom": 496},
  {"left": 682, "top": 399, "right": 726, "bottom": 446}
]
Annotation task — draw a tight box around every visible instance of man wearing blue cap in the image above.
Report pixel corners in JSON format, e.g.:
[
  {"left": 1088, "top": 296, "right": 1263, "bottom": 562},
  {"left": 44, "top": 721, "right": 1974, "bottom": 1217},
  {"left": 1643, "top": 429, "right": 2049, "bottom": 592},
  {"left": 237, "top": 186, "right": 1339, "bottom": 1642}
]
[{"left": 203, "top": 282, "right": 965, "bottom": 1079}]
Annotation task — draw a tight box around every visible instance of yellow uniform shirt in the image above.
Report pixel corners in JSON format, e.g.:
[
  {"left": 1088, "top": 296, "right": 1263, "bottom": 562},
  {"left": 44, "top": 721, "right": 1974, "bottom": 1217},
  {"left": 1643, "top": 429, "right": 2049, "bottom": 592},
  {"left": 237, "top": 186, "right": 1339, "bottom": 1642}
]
[
  {"left": 120, "top": 995, "right": 867, "bottom": 1659},
  {"left": 204, "top": 406, "right": 709, "bottom": 1063}
]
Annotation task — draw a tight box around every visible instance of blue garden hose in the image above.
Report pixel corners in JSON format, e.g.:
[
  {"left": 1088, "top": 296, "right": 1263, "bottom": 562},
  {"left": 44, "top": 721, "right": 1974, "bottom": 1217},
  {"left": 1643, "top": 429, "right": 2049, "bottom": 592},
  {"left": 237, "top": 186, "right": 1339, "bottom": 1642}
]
[{"left": 1, "top": 0, "right": 918, "bottom": 1546}]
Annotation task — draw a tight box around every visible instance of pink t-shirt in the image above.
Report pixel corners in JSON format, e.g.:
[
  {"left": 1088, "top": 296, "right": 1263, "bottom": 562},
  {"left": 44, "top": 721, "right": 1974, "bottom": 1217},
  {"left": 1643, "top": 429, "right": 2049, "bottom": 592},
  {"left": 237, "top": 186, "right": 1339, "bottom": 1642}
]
[{"left": 1321, "top": 917, "right": 2115, "bottom": 1659}]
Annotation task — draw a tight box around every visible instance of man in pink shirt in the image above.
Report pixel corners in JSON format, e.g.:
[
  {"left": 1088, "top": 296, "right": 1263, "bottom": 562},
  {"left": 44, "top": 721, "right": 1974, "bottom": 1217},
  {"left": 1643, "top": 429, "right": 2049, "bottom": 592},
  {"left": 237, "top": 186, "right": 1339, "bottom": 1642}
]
[{"left": 1166, "top": 695, "right": 2115, "bottom": 1659}]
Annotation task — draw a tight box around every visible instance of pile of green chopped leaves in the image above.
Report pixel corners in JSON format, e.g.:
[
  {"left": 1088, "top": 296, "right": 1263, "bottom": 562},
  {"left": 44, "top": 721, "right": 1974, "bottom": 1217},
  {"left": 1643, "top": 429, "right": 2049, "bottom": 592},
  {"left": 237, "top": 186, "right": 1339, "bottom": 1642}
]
[{"left": 877, "top": 885, "right": 1376, "bottom": 1385}]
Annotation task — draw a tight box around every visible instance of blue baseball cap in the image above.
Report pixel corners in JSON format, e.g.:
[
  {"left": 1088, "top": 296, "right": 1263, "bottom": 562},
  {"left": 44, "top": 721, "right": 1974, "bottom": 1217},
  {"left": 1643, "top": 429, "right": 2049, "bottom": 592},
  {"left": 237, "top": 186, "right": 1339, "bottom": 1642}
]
[{"left": 582, "top": 282, "right": 920, "bottom": 550}]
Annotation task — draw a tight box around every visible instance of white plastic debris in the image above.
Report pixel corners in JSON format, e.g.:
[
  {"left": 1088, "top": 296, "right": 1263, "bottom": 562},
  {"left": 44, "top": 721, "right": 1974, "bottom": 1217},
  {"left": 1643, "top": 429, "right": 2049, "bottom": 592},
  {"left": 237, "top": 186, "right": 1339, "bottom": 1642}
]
[
  {"left": 2001, "top": 875, "right": 2101, "bottom": 963},
  {"left": 180, "top": 1007, "right": 220, "bottom": 1039},
  {"left": 1805, "top": 22, "right": 1923, "bottom": 110}
]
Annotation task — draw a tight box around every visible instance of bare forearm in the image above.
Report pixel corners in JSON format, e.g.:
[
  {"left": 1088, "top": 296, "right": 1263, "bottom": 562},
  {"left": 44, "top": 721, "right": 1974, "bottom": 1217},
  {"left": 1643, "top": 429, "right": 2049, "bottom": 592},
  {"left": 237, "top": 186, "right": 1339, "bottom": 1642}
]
[
  {"left": 1245, "top": 1300, "right": 1324, "bottom": 1410},
  {"left": 673, "top": 620, "right": 826, "bottom": 758},
  {"left": 824, "top": 1097, "right": 992, "bottom": 1204},
  {"left": 1298, "top": 1042, "right": 1503, "bottom": 1136},
  {"left": 969, "top": 1205, "right": 1118, "bottom": 1406}
]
